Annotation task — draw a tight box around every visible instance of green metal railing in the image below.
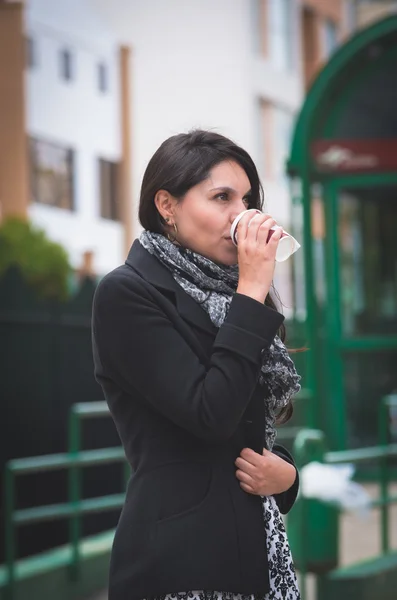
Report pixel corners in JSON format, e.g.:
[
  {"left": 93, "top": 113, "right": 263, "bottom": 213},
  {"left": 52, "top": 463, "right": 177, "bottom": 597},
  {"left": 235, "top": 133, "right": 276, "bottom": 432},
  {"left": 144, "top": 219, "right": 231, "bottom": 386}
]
[
  {"left": 378, "top": 394, "right": 397, "bottom": 553},
  {"left": 3, "top": 401, "right": 127, "bottom": 599},
  {"left": 0, "top": 388, "right": 308, "bottom": 597},
  {"left": 3, "top": 394, "right": 397, "bottom": 600},
  {"left": 289, "top": 394, "right": 397, "bottom": 599}
]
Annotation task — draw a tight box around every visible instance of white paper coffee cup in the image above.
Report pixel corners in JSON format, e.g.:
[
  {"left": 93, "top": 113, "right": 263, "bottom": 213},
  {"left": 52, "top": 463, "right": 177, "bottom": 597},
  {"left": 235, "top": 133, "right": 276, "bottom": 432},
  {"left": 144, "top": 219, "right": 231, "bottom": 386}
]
[{"left": 230, "top": 209, "right": 301, "bottom": 262}]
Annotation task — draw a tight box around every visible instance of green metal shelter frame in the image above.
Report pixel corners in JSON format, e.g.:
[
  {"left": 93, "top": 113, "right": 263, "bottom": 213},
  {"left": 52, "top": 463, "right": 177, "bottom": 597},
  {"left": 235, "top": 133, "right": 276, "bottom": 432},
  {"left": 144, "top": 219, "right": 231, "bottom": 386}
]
[{"left": 287, "top": 16, "right": 397, "bottom": 451}]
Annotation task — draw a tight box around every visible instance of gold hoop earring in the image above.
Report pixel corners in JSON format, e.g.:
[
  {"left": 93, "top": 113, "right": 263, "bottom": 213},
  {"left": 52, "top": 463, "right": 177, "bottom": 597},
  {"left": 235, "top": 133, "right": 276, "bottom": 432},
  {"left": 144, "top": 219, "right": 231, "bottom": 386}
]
[{"left": 167, "top": 222, "right": 178, "bottom": 243}]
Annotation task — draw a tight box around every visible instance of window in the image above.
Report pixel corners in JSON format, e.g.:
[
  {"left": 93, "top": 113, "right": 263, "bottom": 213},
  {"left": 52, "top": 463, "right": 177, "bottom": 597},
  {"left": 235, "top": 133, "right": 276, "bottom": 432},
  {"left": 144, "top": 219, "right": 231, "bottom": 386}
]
[
  {"left": 60, "top": 48, "right": 74, "bottom": 81},
  {"left": 274, "top": 106, "right": 293, "bottom": 182},
  {"left": 268, "top": 0, "right": 294, "bottom": 71},
  {"left": 258, "top": 99, "right": 273, "bottom": 179},
  {"left": 99, "top": 159, "right": 119, "bottom": 221},
  {"left": 345, "top": 0, "right": 357, "bottom": 34},
  {"left": 302, "top": 7, "right": 317, "bottom": 88},
  {"left": 26, "top": 36, "right": 37, "bottom": 69},
  {"left": 29, "top": 137, "right": 75, "bottom": 210},
  {"left": 258, "top": 101, "right": 293, "bottom": 182},
  {"left": 97, "top": 62, "right": 108, "bottom": 93},
  {"left": 323, "top": 19, "right": 338, "bottom": 59}
]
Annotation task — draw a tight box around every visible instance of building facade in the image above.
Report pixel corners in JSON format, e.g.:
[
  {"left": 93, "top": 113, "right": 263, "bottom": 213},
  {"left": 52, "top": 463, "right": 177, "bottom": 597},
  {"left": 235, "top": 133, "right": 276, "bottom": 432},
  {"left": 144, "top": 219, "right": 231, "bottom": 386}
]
[
  {"left": 92, "top": 0, "right": 348, "bottom": 309},
  {"left": 0, "top": 0, "right": 132, "bottom": 275},
  {"left": 3, "top": 0, "right": 396, "bottom": 297}
]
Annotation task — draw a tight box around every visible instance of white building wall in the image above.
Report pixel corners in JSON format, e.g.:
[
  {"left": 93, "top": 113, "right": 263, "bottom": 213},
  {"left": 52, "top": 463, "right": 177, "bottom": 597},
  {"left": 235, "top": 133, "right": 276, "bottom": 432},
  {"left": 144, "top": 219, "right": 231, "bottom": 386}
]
[
  {"left": 91, "top": 0, "right": 303, "bottom": 210},
  {"left": 91, "top": 0, "right": 303, "bottom": 307},
  {"left": 26, "top": 0, "right": 124, "bottom": 274},
  {"left": 91, "top": 0, "right": 259, "bottom": 204},
  {"left": 251, "top": 0, "right": 304, "bottom": 312},
  {"left": 25, "top": 0, "right": 305, "bottom": 305}
]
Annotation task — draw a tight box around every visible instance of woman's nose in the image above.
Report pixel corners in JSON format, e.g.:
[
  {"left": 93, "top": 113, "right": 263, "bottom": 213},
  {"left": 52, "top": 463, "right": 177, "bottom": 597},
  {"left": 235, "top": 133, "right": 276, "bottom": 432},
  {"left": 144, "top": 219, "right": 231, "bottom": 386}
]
[{"left": 229, "top": 201, "right": 251, "bottom": 224}]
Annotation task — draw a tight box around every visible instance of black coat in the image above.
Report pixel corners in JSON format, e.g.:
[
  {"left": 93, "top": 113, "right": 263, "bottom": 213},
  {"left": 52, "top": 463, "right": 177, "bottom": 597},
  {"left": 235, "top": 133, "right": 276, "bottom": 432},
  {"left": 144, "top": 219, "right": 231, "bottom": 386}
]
[{"left": 92, "top": 240, "right": 299, "bottom": 600}]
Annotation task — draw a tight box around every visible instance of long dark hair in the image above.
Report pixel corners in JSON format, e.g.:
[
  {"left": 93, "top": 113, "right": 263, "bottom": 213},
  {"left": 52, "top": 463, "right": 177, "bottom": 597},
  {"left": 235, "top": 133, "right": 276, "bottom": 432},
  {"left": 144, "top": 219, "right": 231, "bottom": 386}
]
[{"left": 139, "top": 129, "right": 294, "bottom": 424}]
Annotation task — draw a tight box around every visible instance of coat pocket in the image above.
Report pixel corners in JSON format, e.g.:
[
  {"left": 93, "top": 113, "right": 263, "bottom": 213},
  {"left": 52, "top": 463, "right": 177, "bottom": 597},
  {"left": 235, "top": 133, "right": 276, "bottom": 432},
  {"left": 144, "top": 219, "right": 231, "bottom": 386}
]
[
  {"left": 154, "top": 460, "right": 213, "bottom": 523},
  {"left": 155, "top": 462, "right": 213, "bottom": 524},
  {"left": 152, "top": 467, "right": 240, "bottom": 593}
]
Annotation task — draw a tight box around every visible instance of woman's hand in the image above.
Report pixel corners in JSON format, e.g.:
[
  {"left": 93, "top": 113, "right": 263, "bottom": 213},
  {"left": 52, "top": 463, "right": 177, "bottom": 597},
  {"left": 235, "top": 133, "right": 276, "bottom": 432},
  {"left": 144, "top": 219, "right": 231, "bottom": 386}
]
[
  {"left": 235, "top": 447, "right": 297, "bottom": 496},
  {"left": 236, "top": 212, "right": 282, "bottom": 304}
]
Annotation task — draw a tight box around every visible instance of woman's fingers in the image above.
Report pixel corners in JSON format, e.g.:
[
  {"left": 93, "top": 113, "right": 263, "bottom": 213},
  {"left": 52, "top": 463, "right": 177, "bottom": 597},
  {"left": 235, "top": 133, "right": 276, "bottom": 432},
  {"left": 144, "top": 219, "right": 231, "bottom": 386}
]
[
  {"left": 235, "top": 210, "right": 258, "bottom": 244},
  {"left": 235, "top": 456, "right": 257, "bottom": 475},
  {"left": 257, "top": 221, "right": 281, "bottom": 247},
  {"left": 235, "top": 210, "right": 281, "bottom": 302},
  {"left": 267, "top": 225, "right": 283, "bottom": 247},
  {"left": 263, "top": 225, "right": 283, "bottom": 261},
  {"left": 240, "top": 448, "right": 263, "bottom": 467},
  {"left": 236, "top": 211, "right": 282, "bottom": 254},
  {"left": 235, "top": 468, "right": 255, "bottom": 485},
  {"left": 236, "top": 450, "right": 266, "bottom": 496},
  {"left": 245, "top": 214, "right": 274, "bottom": 245},
  {"left": 239, "top": 482, "right": 256, "bottom": 494}
]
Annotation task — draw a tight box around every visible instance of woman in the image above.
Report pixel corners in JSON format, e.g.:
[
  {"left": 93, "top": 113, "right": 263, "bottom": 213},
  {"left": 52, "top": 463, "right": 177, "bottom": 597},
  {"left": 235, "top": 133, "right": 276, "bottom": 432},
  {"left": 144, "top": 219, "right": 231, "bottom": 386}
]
[{"left": 92, "top": 130, "right": 301, "bottom": 600}]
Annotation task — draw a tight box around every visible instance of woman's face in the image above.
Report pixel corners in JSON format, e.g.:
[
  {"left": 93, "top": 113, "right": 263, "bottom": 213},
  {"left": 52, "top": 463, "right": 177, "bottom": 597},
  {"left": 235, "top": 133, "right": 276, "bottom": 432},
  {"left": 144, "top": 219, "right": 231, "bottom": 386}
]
[{"left": 171, "top": 160, "right": 253, "bottom": 266}]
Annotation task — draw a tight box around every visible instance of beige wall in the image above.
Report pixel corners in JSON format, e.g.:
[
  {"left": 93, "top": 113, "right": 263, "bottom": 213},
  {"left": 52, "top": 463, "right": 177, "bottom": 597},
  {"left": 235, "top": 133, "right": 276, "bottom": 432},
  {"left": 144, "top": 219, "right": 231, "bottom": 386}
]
[
  {"left": 258, "top": 0, "right": 269, "bottom": 56},
  {"left": 258, "top": 0, "right": 346, "bottom": 89},
  {"left": 260, "top": 100, "right": 274, "bottom": 179},
  {"left": 0, "top": 1, "right": 28, "bottom": 221},
  {"left": 303, "top": 0, "right": 344, "bottom": 23},
  {"left": 119, "top": 45, "right": 133, "bottom": 255},
  {"left": 301, "top": 0, "right": 345, "bottom": 89},
  {"left": 357, "top": 1, "right": 397, "bottom": 29},
  {"left": 302, "top": 7, "right": 322, "bottom": 88}
]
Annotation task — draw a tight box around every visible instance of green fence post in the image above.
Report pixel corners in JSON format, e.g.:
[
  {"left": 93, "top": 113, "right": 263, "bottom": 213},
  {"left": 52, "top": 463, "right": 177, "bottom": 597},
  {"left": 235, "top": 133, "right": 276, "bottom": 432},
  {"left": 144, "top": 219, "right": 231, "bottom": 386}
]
[
  {"left": 4, "top": 465, "right": 16, "bottom": 600},
  {"left": 288, "top": 429, "right": 339, "bottom": 600},
  {"left": 68, "top": 407, "right": 82, "bottom": 580},
  {"left": 379, "top": 396, "right": 392, "bottom": 554}
]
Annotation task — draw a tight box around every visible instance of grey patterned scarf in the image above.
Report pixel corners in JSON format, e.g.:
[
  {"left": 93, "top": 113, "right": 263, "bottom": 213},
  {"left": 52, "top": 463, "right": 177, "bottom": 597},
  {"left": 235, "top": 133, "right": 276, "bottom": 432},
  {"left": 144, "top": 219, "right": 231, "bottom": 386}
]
[{"left": 140, "top": 231, "right": 301, "bottom": 449}]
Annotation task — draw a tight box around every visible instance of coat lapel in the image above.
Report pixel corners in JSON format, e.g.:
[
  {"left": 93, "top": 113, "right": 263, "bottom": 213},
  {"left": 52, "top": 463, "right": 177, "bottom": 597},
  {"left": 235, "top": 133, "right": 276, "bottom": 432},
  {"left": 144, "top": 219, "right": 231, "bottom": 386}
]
[{"left": 125, "top": 240, "right": 218, "bottom": 337}]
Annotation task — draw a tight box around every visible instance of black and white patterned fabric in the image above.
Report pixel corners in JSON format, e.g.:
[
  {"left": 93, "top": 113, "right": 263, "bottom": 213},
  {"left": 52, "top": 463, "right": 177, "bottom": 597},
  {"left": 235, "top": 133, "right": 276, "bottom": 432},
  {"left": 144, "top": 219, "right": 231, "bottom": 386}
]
[
  {"left": 142, "top": 496, "right": 300, "bottom": 600},
  {"left": 139, "top": 230, "right": 301, "bottom": 599},
  {"left": 140, "top": 231, "right": 301, "bottom": 450}
]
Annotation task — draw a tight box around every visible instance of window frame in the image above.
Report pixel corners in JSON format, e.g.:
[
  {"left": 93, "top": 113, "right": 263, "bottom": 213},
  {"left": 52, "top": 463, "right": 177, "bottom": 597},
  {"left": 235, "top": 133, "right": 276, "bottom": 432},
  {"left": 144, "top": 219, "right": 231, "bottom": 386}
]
[
  {"left": 98, "top": 158, "right": 120, "bottom": 221},
  {"left": 29, "top": 136, "right": 75, "bottom": 211},
  {"left": 322, "top": 18, "right": 339, "bottom": 60},
  {"left": 97, "top": 62, "right": 109, "bottom": 93},
  {"left": 26, "top": 36, "right": 37, "bottom": 70},
  {"left": 268, "top": 0, "right": 295, "bottom": 72},
  {"left": 59, "top": 48, "right": 74, "bottom": 82}
]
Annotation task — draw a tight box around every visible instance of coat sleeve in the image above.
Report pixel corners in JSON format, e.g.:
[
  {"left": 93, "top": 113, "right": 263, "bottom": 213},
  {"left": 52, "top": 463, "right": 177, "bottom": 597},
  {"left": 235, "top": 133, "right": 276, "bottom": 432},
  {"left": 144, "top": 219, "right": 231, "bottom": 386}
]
[
  {"left": 271, "top": 443, "right": 299, "bottom": 514},
  {"left": 92, "top": 271, "right": 284, "bottom": 443}
]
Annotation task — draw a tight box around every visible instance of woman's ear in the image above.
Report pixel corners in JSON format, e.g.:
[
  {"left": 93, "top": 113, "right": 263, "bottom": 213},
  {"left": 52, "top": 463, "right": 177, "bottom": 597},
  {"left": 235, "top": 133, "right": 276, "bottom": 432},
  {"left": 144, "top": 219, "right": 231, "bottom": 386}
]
[{"left": 154, "top": 190, "right": 177, "bottom": 223}]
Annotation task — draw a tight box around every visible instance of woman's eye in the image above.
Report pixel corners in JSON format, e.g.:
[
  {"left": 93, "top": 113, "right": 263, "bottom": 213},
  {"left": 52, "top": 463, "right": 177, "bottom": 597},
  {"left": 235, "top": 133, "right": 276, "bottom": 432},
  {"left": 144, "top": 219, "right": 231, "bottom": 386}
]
[
  {"left": 215, "top": 193, "right": 228, "bottom": 201},
  {"left": 243, "top": 197, "right": 250, "bottom": 206}
]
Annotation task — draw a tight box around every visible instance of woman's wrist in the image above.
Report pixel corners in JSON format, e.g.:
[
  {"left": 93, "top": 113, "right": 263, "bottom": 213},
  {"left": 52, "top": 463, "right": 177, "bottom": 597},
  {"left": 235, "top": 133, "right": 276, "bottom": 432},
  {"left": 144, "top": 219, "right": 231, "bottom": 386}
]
[
  {"left": 236, "top": 283, "right": 267, "bottom": 305},
  {"left": 273, "top": 460, "right": 297, "bottom": 494}
]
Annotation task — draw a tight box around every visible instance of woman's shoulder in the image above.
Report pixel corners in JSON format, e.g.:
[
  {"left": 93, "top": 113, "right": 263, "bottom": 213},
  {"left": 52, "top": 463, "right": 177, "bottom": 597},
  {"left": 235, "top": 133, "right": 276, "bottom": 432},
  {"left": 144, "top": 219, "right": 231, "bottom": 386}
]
[{"left": 93, "top": 264, "right": 154, "bottom": 312}]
